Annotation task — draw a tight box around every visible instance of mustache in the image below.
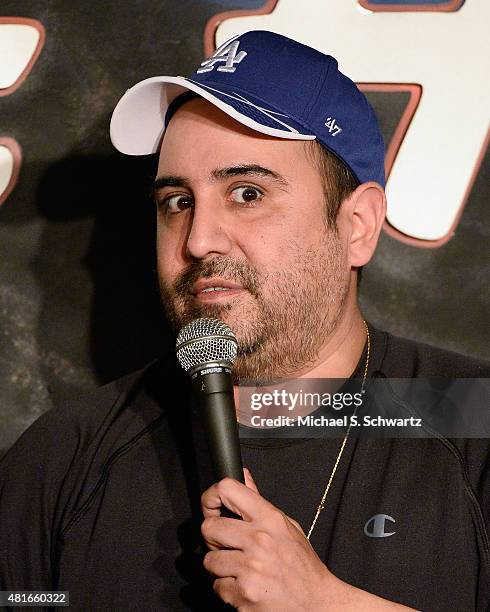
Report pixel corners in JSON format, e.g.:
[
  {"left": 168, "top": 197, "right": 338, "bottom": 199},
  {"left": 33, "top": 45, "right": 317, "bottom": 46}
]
[{"left": 173, "top": 258, "right": 260, "bottom": 298}]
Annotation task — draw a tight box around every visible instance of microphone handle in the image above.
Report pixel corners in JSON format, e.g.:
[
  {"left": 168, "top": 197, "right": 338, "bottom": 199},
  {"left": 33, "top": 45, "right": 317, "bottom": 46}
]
[{"left": 192, "top": 367, "right": 245, "bottom": 484}]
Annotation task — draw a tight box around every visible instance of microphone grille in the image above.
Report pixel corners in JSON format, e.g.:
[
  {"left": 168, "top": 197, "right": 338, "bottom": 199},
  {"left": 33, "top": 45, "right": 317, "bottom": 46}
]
[{"left": 176, "top": 318, "right": 238, "bottom": 373}]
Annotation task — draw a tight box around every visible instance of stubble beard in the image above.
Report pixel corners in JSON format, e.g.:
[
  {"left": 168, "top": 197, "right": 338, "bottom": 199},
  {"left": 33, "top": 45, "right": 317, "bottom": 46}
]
[{"left": 159, "top": 233, "right": 349, "bottom": 381}]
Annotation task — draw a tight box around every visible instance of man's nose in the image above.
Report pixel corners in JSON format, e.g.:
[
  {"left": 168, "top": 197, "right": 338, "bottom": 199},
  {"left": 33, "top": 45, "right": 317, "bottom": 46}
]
[{"left": 185, "top": 200, "right": 233, "bottom": 260}]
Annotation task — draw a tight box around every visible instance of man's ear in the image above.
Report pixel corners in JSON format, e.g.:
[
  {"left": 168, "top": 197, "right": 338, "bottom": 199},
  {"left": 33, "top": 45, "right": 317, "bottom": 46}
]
[{"left": 342, "top": 182, "right": 386, "bottom": 268}]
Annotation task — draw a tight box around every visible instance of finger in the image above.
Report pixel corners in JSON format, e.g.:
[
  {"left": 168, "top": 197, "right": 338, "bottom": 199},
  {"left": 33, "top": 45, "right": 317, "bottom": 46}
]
[
  {"left": 203, "top": 549, "right": 245, "bottom": 578},
  {"left": 243, "top": 467, "right": 260, "bottom": 493},
  {"left": 201, "top": 478, "right": 246, "bottom": 519},
  {"left": 212, "top": 576, "right": 237, "bottom": 607},
  {"left": 201, "top": 477, "right": 277, "bottom": 523},
  {"left": 201, "top": 516, "right": 256, "bottom": 551}
]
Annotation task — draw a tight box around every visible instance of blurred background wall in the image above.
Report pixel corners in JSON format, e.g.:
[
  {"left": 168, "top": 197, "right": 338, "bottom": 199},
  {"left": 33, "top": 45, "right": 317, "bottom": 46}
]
[{"left": 0, "top": 0, "right": 488, "bottom": 455}]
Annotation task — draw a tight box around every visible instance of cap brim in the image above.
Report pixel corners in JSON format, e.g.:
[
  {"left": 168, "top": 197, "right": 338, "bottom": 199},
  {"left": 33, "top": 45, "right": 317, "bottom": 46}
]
[{"left": 110, "top": 75, "right": 315, "bottom": 156}]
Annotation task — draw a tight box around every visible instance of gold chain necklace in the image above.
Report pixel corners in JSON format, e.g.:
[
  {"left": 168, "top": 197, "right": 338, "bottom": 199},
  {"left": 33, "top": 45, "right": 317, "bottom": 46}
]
[{"left": 306, "top": 320, "right": 371, "bottom": 540}]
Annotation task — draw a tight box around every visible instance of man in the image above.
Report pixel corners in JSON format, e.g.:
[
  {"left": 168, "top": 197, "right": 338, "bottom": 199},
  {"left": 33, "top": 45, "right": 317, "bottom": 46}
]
[{"left": 1, "top": 31, "right": 489, "bottom": 611}]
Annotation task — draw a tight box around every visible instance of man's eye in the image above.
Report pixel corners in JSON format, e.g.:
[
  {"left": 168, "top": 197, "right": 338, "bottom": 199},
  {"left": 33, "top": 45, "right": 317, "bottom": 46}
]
[
  {"left": 163, "top": 194, "right": 193, "bottom": 214},
  {"left": 230, "top": 186, "right": 263, "bottom": 205}
]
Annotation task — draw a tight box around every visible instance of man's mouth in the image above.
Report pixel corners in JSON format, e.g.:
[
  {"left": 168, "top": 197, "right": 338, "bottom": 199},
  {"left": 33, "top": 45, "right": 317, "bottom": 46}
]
[
  {"left": 201, "top": 287, "right": 231, "bottom": 293},
  {"left": 191, "top": 278, "right": 244, "bottom": 301}
]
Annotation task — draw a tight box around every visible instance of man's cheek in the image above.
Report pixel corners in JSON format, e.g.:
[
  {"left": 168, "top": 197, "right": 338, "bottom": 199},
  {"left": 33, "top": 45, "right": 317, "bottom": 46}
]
[{"left": 157, "top": 254, "right": 178, "bottom": 290}]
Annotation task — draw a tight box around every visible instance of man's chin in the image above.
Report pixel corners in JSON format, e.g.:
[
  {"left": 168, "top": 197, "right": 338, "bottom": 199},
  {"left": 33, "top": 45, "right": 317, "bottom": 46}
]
[
  {"left": 171, "top": 294, "right": 250, "bottom": 327},
  {"left": 174, "top": 302, "right": 232, "bottom": 328},
  {"left": 165, "top": 301, "right": 292, "bottom": 380}
]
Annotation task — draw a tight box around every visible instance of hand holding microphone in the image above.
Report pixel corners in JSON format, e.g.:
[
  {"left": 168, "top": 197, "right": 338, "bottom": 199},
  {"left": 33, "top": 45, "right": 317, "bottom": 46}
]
[{"left": 176, "top": 320, "right": 342, "bottom": 610}]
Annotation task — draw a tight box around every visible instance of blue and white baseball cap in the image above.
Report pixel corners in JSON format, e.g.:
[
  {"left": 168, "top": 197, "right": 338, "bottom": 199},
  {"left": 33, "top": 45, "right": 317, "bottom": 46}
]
[{"left": 110, "top": 30, "right": 385, "bottom": 187}]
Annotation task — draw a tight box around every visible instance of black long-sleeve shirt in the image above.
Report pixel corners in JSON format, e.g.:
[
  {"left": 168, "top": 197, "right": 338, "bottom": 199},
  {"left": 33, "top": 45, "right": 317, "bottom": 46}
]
[{"left": 1, "top": 327, "right": 489, "bottom": 611}]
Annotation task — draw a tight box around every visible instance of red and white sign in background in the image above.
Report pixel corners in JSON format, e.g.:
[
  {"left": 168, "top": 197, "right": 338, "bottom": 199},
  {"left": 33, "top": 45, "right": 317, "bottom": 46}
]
[{"left": 2, "top": 2, "right": 488, "bottom": 247}]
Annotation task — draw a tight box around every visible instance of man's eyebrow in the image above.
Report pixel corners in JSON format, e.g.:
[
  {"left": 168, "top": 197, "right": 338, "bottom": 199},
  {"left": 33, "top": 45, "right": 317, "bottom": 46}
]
[
  {"left": 153, "top": 175, "right": 191, "bottom": 193},
  {"left": 211, "top": 165, "right": 289, "bottom": 189}
]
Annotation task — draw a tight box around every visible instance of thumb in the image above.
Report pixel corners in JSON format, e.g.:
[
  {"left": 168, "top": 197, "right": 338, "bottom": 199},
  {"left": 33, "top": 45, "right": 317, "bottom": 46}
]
[{"left": 243, "top": 467, "right": 259, "bottom": 493}]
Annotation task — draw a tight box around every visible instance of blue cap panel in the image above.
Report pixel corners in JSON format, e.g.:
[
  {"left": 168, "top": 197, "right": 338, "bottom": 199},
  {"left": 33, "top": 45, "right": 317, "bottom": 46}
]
[{"left": 184, "top": 31, "right": 386, "bottom": 186}]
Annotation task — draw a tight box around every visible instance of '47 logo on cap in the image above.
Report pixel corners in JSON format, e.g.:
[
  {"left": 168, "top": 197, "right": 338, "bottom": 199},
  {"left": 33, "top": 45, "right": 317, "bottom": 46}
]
[
  {"left": 197, "top": 37, "right": 247, "bottom": 74},
  {"left": 324, "top": 117, "right": 342, "bottom": 137}
]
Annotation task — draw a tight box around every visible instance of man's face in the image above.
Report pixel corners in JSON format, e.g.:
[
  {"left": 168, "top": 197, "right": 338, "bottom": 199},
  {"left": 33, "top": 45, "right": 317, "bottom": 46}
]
[{"left": 155, "top": 98, "right": 351, "bottom": 379}]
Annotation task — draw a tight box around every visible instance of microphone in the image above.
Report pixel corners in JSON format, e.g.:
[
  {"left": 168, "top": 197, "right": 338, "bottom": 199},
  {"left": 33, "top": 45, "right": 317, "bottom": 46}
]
[{"left": 176, "top": 318, "right": 245, "bottom": 484}]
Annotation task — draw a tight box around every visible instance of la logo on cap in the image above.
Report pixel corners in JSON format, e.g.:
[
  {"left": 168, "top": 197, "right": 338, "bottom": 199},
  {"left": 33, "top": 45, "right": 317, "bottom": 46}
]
[{"left": 197, "top": 37, "right": 247, "bottom": 74}]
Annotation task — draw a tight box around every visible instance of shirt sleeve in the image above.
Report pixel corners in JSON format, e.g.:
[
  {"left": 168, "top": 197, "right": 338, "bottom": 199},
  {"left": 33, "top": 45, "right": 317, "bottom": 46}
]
[
  {"left": 0, "top": 368, "right": 147, "bottom": 597},
  {"left": 0, "top": 407, "right": 82, "bottom": 593},
  {"left": 461, "top": 438, "right": 490, "bottom": 612}
]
